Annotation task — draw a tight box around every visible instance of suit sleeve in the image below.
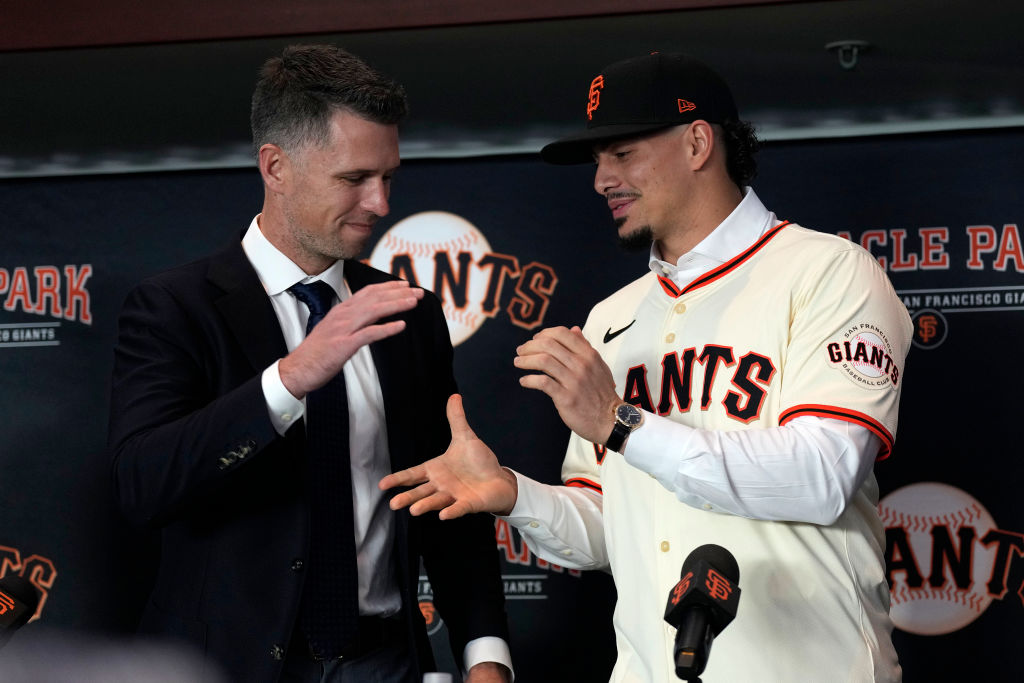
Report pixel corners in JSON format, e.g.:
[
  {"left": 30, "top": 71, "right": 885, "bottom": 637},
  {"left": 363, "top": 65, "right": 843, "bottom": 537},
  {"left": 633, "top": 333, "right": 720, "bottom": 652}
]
[
  {"left": 410, "top": 292, "right": 511, "bottom": 657},
  {"left": 107, "top": 277, "right": 283, "bottom": 529}
]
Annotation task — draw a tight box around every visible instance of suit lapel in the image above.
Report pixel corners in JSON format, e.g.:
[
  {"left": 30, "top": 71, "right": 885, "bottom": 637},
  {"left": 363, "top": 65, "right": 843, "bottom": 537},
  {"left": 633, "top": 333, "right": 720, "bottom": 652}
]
[{"left": 207, "top": 240, "right": 289, "bottom": 373}]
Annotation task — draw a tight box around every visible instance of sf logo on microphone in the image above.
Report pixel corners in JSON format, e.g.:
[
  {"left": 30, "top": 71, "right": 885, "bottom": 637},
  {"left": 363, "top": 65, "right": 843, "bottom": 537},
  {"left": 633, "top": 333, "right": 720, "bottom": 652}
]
[
  {"left": 704, "top": 569, "right": 734, "bottom": 601},
  {"left": 0, "top": 591, "right": 15, "bottom": 615},
  {"left": 671, "top": 572, "right": 693, "bottom": 606}
]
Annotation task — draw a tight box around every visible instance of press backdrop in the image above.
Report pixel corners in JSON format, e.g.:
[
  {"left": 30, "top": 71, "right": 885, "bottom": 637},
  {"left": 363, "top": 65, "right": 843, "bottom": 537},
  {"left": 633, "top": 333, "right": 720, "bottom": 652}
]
[{"left": 1, "top": 127, "right": 1022, "bottom": 681}]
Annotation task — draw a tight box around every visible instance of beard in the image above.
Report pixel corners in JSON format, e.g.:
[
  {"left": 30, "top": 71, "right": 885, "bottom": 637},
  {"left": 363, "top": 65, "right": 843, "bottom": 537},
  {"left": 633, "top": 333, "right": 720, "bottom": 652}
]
[
  {"left": 284, "top": 206, "right": 375, "bottom": 264},
  {"left": 617, "top": 221, "right": 654, "bottom": 252}
]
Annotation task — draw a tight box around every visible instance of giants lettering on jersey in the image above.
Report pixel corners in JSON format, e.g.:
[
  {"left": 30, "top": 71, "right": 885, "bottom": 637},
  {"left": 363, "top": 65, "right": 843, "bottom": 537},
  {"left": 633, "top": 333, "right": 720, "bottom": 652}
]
[
  {"left": 827, "top": 339, "right": 899, "bottom": 384},
  {"left": 826, "top": 322, "right": 900, "bottom": 390},
  {"left": 621, "top": 344, "right": 776, "bottom": 424}
]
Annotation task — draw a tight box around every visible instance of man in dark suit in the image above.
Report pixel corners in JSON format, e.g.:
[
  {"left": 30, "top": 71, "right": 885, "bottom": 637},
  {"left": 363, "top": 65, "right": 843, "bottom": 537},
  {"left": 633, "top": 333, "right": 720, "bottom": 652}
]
[{"left": 107, "top": 44, "right": 511, "bottom": 683}]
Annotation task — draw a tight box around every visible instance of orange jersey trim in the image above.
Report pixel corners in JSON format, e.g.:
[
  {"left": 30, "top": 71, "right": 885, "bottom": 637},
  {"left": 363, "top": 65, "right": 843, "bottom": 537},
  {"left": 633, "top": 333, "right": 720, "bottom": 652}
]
[
  {"left": 657, "top": 221, "right": 792, "bottom": 299},
  {"left": 780, "top": 403, "right": 895, "bottom": 461},
  {"left": 565, "top": 477, "right": 603, "bottom": 494}
]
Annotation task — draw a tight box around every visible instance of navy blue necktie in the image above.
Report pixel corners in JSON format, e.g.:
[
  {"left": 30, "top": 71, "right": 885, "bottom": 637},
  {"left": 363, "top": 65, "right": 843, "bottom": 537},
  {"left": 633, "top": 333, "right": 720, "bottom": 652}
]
[{"left": 289, "top": 281, "right": 359, "bottom": 659}]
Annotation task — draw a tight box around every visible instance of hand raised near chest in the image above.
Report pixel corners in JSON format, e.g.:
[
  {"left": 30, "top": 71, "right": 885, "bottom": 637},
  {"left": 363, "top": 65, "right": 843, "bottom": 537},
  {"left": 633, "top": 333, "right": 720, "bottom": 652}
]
[{"left": 279, "top": 280, "right": 422, "bottom": 399}]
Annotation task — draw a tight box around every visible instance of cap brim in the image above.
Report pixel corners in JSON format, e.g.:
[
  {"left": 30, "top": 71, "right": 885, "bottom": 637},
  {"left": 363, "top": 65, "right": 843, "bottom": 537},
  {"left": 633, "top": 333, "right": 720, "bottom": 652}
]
[{"left": 539, "top": 122, "right": 677, "bottom": 165}]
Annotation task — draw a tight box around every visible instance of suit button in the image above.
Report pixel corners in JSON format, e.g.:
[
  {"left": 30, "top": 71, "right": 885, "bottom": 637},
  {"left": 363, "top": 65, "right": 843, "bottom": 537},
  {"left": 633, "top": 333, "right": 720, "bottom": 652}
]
[
  {"left": 291, "top": 559, "right": 304, "bottom": 571},
  {"left": 270, "top": 644, "right": 284, "bottom": 660}
]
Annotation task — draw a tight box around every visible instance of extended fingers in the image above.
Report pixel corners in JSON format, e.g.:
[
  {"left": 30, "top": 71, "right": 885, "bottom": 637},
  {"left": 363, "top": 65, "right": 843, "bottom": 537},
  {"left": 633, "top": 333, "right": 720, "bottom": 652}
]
[
  {"left": 410, "top": 492, "right": 457, "bottom": 517},
  {"left": 385, "top": 481, "right": 457, "bottom": 517},
  {"left": 379, "top": 463, "right": 428, "bottom": 491},
  {"left": 333, "top": 282, "right": 423, "bottom": 328},
  {"left": 347, "top": 320, "right": 407, "bottom": 351},
  {"left": 446, "top": 394, "right": 479, "bottom": 442}
]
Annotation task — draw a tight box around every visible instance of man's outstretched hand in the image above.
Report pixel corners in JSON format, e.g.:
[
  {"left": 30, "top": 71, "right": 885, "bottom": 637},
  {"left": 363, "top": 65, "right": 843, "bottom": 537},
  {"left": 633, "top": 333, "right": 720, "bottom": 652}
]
[{"left": 379, "top": 394, "right": 518, "bottom": 519}]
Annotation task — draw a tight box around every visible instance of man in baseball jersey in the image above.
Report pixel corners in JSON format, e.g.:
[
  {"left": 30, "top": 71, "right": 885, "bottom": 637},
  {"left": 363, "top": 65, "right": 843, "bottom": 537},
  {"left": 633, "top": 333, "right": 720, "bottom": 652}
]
[{"left": 382, "top": 52, "right": 911, "bottom": 682}]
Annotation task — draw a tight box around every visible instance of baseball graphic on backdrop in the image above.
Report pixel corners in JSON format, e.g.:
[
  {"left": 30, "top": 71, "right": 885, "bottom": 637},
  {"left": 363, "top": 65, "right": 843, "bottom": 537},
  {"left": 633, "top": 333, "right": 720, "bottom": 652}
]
[
  {"left": 369, "top": 211, "right": 492, "bottom": 346},
  {"left": 878, "top": 482, "right": 997, "bottom": 635}
]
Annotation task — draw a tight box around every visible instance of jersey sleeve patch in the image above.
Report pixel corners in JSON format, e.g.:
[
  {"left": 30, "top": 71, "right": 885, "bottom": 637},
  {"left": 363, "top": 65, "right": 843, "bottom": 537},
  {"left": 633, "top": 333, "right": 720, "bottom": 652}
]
[
  {"left": 780, "top": 404, "right": 896, "bottom": 460},
  {"left": 825, "top": 322, "right": 902, "bottom": 390}
]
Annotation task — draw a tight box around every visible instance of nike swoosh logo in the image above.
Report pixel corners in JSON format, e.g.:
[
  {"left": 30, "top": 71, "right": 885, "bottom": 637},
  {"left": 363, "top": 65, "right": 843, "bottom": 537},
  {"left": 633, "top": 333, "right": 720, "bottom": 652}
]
[{"left": 603, "top": 320, "right": 636, "bottom": 343}]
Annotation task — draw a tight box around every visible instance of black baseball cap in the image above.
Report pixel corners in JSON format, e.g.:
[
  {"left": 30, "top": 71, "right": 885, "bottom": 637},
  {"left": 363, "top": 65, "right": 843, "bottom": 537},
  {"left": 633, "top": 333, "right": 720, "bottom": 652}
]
[{"left": 540, "top": 52, "right": 739, "bottom": 165}]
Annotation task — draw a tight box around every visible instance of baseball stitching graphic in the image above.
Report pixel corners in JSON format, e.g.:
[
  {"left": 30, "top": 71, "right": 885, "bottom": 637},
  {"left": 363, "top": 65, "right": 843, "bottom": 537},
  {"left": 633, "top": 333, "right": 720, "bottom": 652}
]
[
  {"left": 878, "top": 482, "right": 996, "bottom": 635},
  {"left": 370, "top": 212, "right": 493, "bottom": 346}
]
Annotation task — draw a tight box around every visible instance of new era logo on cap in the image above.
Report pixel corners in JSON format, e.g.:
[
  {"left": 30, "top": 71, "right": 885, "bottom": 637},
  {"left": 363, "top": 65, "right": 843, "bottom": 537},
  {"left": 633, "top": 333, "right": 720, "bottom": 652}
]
[{"left": 543, "top": 52, "right": 739, "bottom": 165}]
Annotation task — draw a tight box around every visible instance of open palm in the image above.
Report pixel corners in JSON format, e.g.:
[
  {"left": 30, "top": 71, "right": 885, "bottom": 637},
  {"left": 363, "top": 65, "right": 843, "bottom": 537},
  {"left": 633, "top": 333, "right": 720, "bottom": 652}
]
[{"left": 379, "top": 394, "right": 518, "bottom": 519}]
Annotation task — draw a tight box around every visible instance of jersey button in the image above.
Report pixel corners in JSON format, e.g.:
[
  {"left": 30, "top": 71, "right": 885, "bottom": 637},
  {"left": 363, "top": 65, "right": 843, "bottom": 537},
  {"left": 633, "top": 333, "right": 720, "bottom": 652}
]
[
  {"left": 664, "top": 333, "right": 676, "bottom": 343},
  {"left": 674, "top": 302, "right": 686, "bottom": 314},
  {"left": 660, "top": 541, "right": 670, "bottom": 552}
]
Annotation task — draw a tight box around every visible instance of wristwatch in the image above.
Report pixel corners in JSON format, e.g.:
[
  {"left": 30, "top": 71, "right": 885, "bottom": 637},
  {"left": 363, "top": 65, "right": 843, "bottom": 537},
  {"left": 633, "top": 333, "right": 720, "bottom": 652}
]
[{"left": 605, "top": 402, "right": 644, "bottom": 453}]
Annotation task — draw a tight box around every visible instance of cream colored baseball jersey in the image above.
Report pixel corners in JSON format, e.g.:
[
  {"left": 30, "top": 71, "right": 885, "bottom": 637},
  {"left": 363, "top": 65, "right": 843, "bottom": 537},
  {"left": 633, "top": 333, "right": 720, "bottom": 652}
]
[{"left": 547, "top": 216, "right": 911, "bottom": 681}]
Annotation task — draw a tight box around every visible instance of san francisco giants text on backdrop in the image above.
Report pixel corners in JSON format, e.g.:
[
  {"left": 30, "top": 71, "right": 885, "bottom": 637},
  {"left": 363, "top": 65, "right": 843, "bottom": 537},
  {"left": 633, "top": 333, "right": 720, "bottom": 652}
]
[
  {"left": 834, "top": 223, "right": 1024, "bottom": 348},
  {"left": 369, "top": 211, "right": 558, "bottom": 345}
]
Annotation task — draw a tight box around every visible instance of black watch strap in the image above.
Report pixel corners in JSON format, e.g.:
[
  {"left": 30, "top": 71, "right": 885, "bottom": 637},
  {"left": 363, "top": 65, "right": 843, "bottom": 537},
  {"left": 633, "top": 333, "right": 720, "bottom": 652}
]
[{"left": 605, "top": 421, "right": 631, "bottom": 453}]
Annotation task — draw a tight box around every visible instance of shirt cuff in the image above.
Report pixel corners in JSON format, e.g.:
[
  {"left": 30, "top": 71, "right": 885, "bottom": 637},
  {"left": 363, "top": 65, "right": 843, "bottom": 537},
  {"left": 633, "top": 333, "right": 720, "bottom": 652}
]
[
  {"left": 504, "top": 469, "right": 558, "bottom": 521},
  {"left": 500, "top": 470, "right": 604, "bottom": 570},
  {"left": 261, "top": 360, "right": 304, "bottom": 436},
  {"left": 463, "top": 636, "right": 514, "bottom": 681}
]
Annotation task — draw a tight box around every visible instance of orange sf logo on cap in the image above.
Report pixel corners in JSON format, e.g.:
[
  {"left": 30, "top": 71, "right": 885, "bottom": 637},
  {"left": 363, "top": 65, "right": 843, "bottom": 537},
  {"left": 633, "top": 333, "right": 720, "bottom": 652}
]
[{"left": 587, "top": 75, "right": 605, "bottom": 120}]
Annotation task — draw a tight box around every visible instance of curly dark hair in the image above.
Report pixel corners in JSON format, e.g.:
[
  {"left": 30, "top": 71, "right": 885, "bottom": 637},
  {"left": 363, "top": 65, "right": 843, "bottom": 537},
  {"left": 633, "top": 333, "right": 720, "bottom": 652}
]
[
  {"left": 250, "top": 44, "right": 407, "bottom": 159},
  {"left": 719, "top": 118, "right": 760, "bottom": 188}
]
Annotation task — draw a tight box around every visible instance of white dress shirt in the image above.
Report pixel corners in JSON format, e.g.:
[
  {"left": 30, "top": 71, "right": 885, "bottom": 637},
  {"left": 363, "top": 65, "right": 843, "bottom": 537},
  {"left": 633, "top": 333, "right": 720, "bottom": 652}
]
[{"left": 241, "top": 217, "right": 512, "bottom": 677}]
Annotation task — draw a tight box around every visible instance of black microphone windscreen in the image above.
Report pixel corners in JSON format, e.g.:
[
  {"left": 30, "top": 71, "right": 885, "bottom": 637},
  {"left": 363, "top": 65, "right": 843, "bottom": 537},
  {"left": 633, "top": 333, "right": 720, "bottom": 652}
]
[
  {"left": 681, "top": 543, "right": 739, "bottom": 583},
  {"left": 0, "top": 574, "right": 41, "bottom": 629}
]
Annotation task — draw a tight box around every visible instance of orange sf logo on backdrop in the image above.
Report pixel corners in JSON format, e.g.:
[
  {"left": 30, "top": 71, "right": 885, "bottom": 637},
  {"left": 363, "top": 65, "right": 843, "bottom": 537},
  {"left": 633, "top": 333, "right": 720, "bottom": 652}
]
[{"left": 369, "top": 212, "right": 558, "bottom": 346}]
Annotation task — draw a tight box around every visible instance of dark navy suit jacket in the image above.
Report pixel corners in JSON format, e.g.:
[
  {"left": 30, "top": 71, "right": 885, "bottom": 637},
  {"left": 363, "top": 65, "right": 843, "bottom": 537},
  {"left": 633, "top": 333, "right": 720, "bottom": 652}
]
[{"left": 108, "top": 239, "right": 508, "bottom": 682}]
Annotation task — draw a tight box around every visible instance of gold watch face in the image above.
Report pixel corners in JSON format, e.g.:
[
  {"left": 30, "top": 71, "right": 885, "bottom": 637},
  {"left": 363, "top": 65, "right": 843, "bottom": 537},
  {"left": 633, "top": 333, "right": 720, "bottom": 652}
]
[{"left": 616, "top": 403, "right": 643, "bottom": 428}]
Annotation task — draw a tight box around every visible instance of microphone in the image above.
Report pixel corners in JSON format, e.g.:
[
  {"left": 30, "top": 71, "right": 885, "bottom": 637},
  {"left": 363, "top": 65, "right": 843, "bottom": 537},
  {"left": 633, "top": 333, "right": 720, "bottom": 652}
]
[
  {"left": 663, "top": 544, "right": 741, "bottom": 682},
  {"left": 0, "top": 573, "right": 41, "bottom": 650}
]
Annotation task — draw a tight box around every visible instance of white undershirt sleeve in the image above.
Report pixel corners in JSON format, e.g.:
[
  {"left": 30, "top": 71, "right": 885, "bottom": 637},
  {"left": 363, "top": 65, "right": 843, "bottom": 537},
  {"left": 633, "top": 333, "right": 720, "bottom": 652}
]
[
  {"left": 501, "top": 472, "right": 609, "bottom": 571},
  {"left": 623, "top": 414, "right": 880, "bottom": 525},
  {"left": 501, "top": 415, "right": 878, "bottom": 571}
]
